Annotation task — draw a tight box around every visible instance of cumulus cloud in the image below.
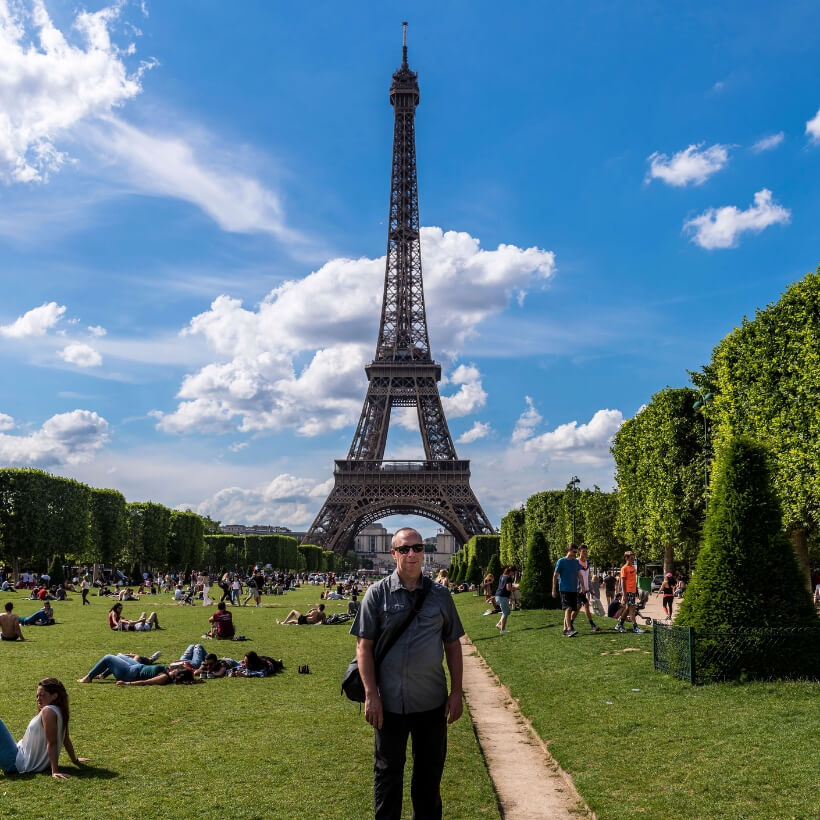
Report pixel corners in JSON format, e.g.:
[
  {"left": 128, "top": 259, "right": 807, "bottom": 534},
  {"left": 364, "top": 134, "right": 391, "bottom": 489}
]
[
  {"left": 0, "top": 413, "right": 14, "bottom": 431},
  {"left": 0, "top": 301, "right": 65, "bottom": 338},
  {"left": 88, "top": 325, "right": 107, "bottom": 337},
  {"left": 153, "top": 228, "right": 555, "bottom": 437},
  {"left": 523, "top": 409, "right": 624, "bottom": 465},
  {"left": 806, "top": 108, "right": 820, "bottom": 143},
  {"left": 440, "top": 365, "right": 487, "bottom": 418},
  {"left": 646, "top": 143, "right": 730, "bottom": 186},
  {"left": 511, "top": 396, "right": 542, "bottom": 443},
  {"left": 192, "top": 473, "right": 327, "bottom": 527},
  {"left": 0, "top": 0, "right": 149, "bottom": 183},
  {"left": 457, "top": 421, "right": 491, "bottom": 444},
  {"left": 0, "top": 409, "right": 109, "bottom": 466},
  {"left": 751, "top": 132, "right": 784, "bottom": 153},
  {"left": 684, "top": 189, "right": 790, "bottom": 250},
  {"left": 59, "top": 342, "right": 102, "bottom": 367}
]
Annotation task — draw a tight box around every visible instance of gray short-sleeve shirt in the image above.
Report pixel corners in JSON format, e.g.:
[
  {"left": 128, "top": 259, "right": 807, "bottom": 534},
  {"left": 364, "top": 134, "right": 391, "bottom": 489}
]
[{"left": 350, "top": 571, "right": 464, "bottom": 714}]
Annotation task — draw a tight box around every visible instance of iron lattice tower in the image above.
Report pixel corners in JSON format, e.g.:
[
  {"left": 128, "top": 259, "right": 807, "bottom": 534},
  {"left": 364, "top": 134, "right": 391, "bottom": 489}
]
[{"left": 303, "top": 24, "right": 495, "bottom": 553}]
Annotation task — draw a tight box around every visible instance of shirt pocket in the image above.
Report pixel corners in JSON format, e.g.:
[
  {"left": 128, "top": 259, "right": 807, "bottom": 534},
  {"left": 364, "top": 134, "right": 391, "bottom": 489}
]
[
  {"left": 379, "top": 602, "right": 409, "bottom": 631},
  {"left": 416, "top": 608, "right": 444, "bottom": 634}
]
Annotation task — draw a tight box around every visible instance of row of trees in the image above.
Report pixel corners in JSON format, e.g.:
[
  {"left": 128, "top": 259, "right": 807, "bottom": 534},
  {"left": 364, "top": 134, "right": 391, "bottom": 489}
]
[
  {"left": 500, "top": 487, "right": 623, "bottom": 571},
  {"left": 0, "top": 468, "right": 359, "bottom": 577}
]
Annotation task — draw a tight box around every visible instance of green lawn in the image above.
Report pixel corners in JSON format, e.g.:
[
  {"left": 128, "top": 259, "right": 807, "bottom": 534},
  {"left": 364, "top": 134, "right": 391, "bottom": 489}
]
[
  {"left": 0, "top": 588, "right": 497, "bottom": 819},
  {"left": 456, "top": 594, "right": 819, "bottom": 820}
]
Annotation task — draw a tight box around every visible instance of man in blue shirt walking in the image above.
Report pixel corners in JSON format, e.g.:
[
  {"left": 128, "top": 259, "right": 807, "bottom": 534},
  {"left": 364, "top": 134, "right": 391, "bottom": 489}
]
[{"left": 552, "top": 544, "right": 584, "bottom": 637}]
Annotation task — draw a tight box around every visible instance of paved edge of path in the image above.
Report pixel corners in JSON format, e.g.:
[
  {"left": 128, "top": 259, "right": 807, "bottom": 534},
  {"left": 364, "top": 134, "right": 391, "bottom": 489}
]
[{"left": 460, "top": 635, "right": 596, "bottom": 820}]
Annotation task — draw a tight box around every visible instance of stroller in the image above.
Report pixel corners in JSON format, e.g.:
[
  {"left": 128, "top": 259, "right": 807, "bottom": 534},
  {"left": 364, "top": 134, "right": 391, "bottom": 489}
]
[{"left": 633, "top": 590, "right": 652, "bottom": 625}]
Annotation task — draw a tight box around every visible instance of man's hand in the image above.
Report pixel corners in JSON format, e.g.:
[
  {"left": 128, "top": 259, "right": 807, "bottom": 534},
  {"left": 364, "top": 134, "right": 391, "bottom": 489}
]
[
  {"left": 51, "top": 771, "right": 70, "bottom": 779},
  {"left": 364, "top": 691, "right": 383, "bottom": 730},
  {"left": 445, "top": 691, "right": 463, "bottom": 724}
]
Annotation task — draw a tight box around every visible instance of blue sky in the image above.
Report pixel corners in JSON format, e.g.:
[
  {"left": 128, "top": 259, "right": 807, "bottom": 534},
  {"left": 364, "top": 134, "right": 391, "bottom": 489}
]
[{"left": 1, "top": 0, "right": 819, "bottom": 537}]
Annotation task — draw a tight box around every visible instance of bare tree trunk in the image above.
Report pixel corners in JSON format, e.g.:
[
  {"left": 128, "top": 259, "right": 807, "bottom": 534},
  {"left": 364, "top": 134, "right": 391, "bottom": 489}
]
[
  {"left": 789, "top": 528, "right": 811, "bottom": 592},
  {"left": 664, "top": 544, "right": 674, "bottom": 576}
]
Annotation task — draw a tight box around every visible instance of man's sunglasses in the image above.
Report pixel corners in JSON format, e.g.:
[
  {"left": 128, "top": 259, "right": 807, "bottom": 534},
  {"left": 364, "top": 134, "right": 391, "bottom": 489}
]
[{"left": 393, "top": 544, "right": 424, "bottom": 554}]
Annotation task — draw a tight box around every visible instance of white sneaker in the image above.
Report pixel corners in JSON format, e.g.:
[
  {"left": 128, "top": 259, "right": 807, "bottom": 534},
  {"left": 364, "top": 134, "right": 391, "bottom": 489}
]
[
  {"left": 499, "top": 629, "right": 511, "bottom": 634},
  {"left": 149, "top": 651, "right": 162, "bottom": 662},
  {"left": 633, "top": 627, "right": 645, "bottom": 634}
]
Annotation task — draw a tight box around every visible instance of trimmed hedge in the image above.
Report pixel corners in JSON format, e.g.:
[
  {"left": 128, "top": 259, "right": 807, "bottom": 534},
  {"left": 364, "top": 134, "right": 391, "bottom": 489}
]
[{"left": 519, "top": 530, "right": 558, "bottom": 609}]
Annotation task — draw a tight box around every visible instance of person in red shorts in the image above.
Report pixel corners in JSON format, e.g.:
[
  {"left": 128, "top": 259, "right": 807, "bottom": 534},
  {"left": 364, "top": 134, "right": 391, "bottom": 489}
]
[
  {"left": 616, "top": 551, "right": 644, "bottom": 634},
  {"left": 206, "top": 601, "right": 235, "bottom": 639}
]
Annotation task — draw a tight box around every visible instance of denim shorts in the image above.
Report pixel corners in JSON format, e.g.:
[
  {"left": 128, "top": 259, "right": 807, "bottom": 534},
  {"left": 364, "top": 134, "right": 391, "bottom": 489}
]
[{"left": 495, "top": 595, "right": 510, "bottom": 617}]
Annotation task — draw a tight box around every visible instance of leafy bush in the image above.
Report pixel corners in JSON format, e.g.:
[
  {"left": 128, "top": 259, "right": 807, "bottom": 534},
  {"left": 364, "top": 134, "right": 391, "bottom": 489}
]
[
  {"left": 465, "top": 553, "right": 482, "bottom": 586},
  {"left": 519, "top": 530, "right": 558, "bottom": 609},
  {"left": 47, "top": 554, "right": 66, "bottom": 587},
  {"left": 486, "top": 553, "right": 501, "bottom": 582},
  {"left": 677, "top": 436, "right": 816, "bottom": 632}
]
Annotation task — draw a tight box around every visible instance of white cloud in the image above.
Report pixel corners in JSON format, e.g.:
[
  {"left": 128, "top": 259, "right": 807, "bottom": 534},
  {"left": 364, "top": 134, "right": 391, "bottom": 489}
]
[
  {"left": 192, "top": 473, "right": 326, "bottom": 527},
  {"left": 751, "top": 132, "right": 784, "bottom": 153},
  {"left": 153, "top": 228, "right": 555, "bottom": 437},
  {"left": 457, "top": 421, "right": 491, "bottom": 444},
  {"left": 0, "top": 413, "right": 14, "bottom": 431},
  {"left": 684, "top": 188, "right": 790, "bottom": 250},
  {"left": 88, "top": 325, "right": 107, "bottom": 337},
  {"left": 88, "top": 118, "right": 302, "bottom": 241},
  {"left": 0, "top": 301, "right": 65, "bottom": 338},
  {"left": 511, "top": 396, "right": 542, "bottom": 443},
  {"left": 0, "top": 409, "right": 109, "bottom": 466},
  {"left": 229, "top": 441, "right": 249, "bottom": 452},
  {"left": 0, "top": 0, "right": 148, "bottom": 183},
  {"left": 523, "top": 409, "right": 624, "bottom": 465},
  {"left": 646, "top": 143, "right": 730, "bottom": 187},
  {"left": 806, "top": 108, "right": 820, "bottom": 143},
  {"left": 440, "top": 364, "right": 487, "bottom": 418},
  {"left": 58, "top": 342, "right": 102, "bottom": 367}
]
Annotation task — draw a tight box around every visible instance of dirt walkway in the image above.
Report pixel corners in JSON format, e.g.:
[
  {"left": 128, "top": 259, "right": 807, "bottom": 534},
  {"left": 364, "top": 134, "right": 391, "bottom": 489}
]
[{"left": 460, "top": 636, "right": 594, "bottom": 819}]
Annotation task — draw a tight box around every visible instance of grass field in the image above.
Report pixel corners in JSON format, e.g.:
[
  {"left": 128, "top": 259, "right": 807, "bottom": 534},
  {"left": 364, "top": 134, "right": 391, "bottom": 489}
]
[
  {"left": 0, "top": 588, "right": 498, "bottom": 820},
  {"left": 456, "top": 594, "right": 819, "bottom": 820}
]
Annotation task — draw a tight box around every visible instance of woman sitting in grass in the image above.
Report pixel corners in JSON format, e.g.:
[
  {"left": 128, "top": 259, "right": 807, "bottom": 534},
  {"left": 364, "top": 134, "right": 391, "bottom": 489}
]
[
  {"left": 0, "top": 678, "right": 89, "bottom": 778},
  {"left": 77, "top": 653, "right": 195, "bottom": 686},
  {"left": 107, "top": 602, "right": 160, "bottom": 631}
]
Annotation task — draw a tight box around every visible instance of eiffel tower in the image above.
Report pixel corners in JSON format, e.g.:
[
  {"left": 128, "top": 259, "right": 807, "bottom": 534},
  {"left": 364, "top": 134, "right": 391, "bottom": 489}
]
[{"left": 303, "top": 24, "right": 495, "bottom": 554}]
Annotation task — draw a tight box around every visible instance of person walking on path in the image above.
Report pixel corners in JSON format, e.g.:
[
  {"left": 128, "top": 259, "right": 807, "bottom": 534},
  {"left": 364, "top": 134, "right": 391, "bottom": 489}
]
[
  {"left": 351, "top": 526, "right": 464, "bottom": 820},
  {"left": 571, "top": 545, "right": 600, "bottom": 633},
  {"left": 80, "top": 577, "right": 91, "bottom": 606},
  {"left": 243, "top": 569, "right": 265, "bottom": 607},
  {"left": 659, "top": 573, "right": 675, "bottom": 620},
  {"left": 552, "top": 545, "right": 584, "bottom": 637},
  {"left": 495, "top": 567, "right": 514, "bottom": 633},
  {"left": 603, "top": 572, "right": 616, "bottom": 607},
  {"left": 615, "top": 551, "right": 645, "bottom": 633}
]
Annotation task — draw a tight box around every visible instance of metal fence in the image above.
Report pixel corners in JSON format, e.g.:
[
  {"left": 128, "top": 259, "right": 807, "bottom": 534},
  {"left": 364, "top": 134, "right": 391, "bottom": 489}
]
[{"left": 653, "top": 620, "right": 820, "bottom": 684}]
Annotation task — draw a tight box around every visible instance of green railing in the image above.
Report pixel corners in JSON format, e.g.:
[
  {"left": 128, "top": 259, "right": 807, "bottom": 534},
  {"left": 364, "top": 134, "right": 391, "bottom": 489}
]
[{"left": 653, "top": 620, "right": 820, "bottom": 684}]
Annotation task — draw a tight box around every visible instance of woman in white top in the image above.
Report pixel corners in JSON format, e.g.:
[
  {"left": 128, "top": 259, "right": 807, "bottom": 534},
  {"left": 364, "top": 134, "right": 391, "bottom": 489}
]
[{"left": 0, "top": 678, "right": 88, "bottom": 778}]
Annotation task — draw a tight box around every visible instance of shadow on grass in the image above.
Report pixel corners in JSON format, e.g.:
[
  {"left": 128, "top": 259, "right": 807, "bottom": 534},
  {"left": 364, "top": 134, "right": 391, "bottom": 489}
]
[
  {"left": 6, "top": 764, "right": 118, "bottom": 780},
  {"left": 469, "top": 623, "right": 562, "bottom": 642}
]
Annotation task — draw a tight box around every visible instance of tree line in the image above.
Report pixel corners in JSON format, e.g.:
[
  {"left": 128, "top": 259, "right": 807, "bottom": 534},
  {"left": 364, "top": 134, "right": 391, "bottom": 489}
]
[
  {"left": 0, "top": 468, "right": 357, "bottom": 578},
  {"left": 500, "top": 266, "right": 820, "bottom": 582}
]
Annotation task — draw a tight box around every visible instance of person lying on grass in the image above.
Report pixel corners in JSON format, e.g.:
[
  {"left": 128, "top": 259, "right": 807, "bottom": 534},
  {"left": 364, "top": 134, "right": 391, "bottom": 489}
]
[
  {"left": 20, "top": 601, "right": 55, "bottom": 626},
  {"left": 276, "top": 604, "right": 326, "bottom": 625},
  {"left": 226, "top": 651, "right": 284, "bottom": 677},
  {"left": 0, "top": 678, "right": 89, "bottom": 778},
  {"left": 107, "top": 602, "right": 161, "bottom": 631},
  {"left": 77, "top": 653, "right": 196, "bottom": 685}
]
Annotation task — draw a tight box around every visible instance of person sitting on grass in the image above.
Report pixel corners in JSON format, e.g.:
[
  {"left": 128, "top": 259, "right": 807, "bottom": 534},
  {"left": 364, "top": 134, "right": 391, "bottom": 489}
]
[
  {"left": 0, "top": 601, "right": 26, "bottom": 641},
  {"left": 77, "top": 654, "right": 195, "bottom": 686},
  {"left": 276, "top": 603, "right": 326, "bottom": 625},
  {"left": 205, "top": 601, "right": 235, "bottom": 639},
  {"left": 227, "top": 651, "right": 283, "bottom": 677},
  {"left": 20, "top": 601, "right": 56, "bottom": 626},
  {"left": 117, "top": 587, "right": 139, "bottom": 602},
  {"left": 0, "top": 678, "right": 89, "bottom": 778},
  {"left": 107, "top": 602, "right": 161, "bottom": 631},
  {"left": 607, "top": 592, "right": 623, "bottom": 619}
]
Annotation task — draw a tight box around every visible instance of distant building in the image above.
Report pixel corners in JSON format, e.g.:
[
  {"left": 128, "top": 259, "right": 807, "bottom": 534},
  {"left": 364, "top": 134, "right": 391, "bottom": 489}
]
[{"left": 220, "top": 524, "right": 307, "bottom": 540}]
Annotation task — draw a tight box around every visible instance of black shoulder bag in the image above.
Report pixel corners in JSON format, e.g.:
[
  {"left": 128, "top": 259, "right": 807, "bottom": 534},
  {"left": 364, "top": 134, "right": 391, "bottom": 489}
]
[{"left": 341, "top": 578, "right": 431, "bottom": 703}]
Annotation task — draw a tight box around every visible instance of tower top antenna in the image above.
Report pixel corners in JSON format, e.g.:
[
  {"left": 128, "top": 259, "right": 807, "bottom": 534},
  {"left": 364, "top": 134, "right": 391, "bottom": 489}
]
[{"left": 402, "top": 21, "right": 408, "bottom": 67}]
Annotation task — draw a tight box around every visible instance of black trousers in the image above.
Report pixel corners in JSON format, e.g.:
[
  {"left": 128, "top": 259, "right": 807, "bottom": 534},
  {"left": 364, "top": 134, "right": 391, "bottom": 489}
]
[{"left": 374, "top": 703, "right": 447, "bottom": 820}]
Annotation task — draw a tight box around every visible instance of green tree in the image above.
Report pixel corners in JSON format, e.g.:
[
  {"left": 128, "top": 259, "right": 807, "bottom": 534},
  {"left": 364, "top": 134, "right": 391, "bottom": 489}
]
[
  {"left": 696, "top": 268, "right": 820, "bottom": 584},
  {"left": 612, "top": 387, "right": 706, "bottom": 572},
  {"left": 89, "top": 489, "right": 127, "bottom": 566},
  {"left": 580, "top": 487, "right": 623, "bottom": 569},
  {"left": 48, "top": 554, "right": 66, "bottom": 587},
  {"left": 464, "top": 552, "right": 482, "bottom": 586},
  {"left": 499, "top": 508, "right": 526, "bottom": 567},
  {"left": 677, "top": 437, "right": 816, "bottom": 631},
  {"left": 519, "top": 531, "right": 558, "bottom": 609},
  {"left": 168, "top": 511, "right": 205, "bottom": 570},
  {"left": 486, "top": 553, "right": 502, "bottom": 582}
]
